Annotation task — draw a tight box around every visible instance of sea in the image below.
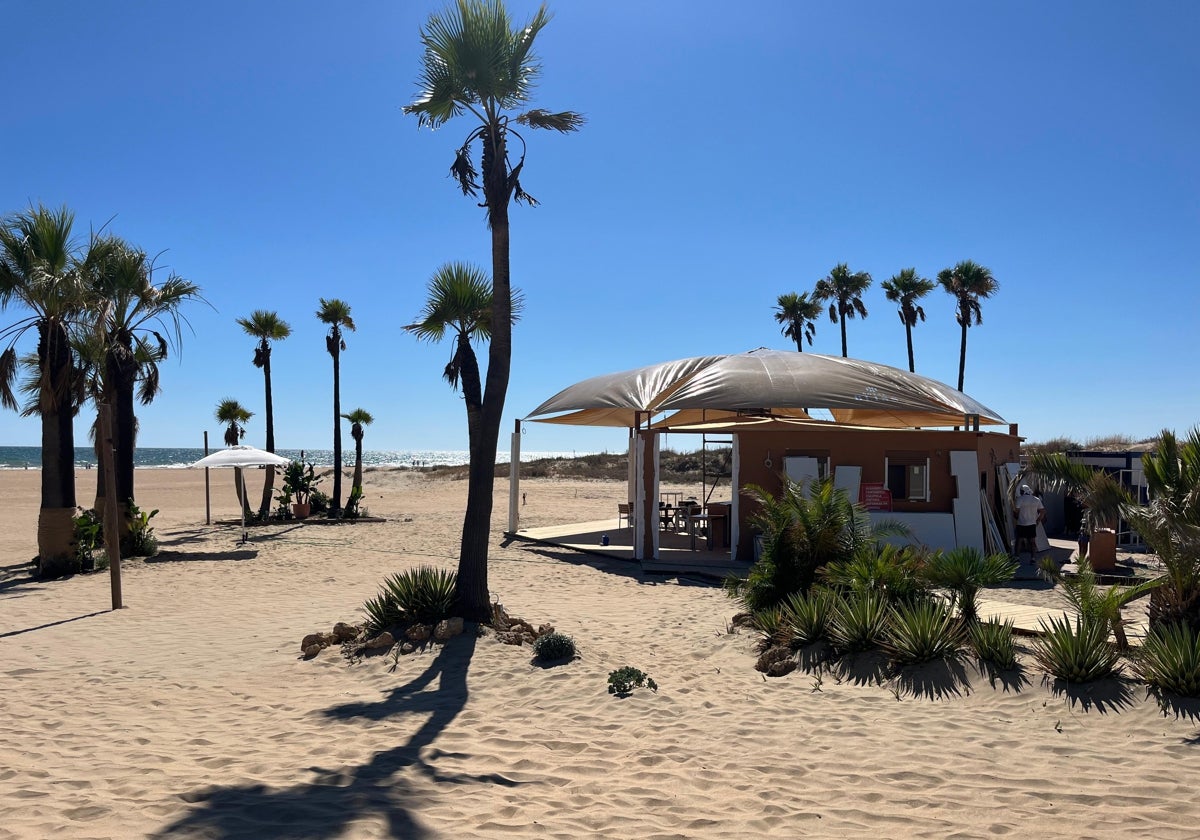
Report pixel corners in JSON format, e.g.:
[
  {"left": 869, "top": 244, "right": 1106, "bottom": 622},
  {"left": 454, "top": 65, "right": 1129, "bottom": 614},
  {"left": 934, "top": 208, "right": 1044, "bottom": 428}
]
[{"left": 0, "top": 446, "right": 588, "bottom": 470}]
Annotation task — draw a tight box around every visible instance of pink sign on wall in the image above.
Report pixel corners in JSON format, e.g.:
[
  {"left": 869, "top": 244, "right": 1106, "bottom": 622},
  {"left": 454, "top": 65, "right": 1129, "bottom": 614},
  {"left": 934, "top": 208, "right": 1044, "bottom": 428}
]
[{"left": 860, "top": 482, "right": 893, "bottom": 511}]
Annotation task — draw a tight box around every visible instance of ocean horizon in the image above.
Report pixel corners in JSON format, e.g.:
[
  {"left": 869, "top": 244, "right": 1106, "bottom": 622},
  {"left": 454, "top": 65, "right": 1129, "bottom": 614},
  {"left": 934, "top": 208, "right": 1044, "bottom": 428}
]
[{"left": 0, "top": 446, "right": 596, "bottom": 471}]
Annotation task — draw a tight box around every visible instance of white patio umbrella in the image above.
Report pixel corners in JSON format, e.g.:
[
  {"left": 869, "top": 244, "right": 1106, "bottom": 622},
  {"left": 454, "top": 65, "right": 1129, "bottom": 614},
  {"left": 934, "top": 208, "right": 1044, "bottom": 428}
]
[{"left": 191, "top": 445, "right": 291, "bottom": 544}]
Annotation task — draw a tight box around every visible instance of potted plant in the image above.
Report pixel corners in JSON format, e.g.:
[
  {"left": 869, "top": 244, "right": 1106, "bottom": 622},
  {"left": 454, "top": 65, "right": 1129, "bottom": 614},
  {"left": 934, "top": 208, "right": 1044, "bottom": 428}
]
[{"left": 283, "top": 460, "right": 321, "bottom": 519}]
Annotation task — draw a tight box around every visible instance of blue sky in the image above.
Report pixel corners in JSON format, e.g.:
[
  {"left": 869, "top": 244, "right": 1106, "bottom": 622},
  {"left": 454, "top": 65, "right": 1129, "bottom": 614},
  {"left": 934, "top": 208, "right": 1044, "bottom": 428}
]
[{"left": 2, "top": 0, "right": 1197, "bottom": 455}]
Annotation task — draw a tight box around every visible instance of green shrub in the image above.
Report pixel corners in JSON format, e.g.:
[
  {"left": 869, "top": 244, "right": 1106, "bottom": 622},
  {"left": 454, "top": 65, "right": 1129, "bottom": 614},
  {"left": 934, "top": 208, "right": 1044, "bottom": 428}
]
[
  {"left": 73, "top": 508, "right": 103, "bottom": 569},
  {"left": 923, "top": 548, "right": 1017, "bottom": 623},
  {"left": 310, "top": 490, "right": 330, "bottom": 515},
  {"left": 969, "top": 618, "right": 1018, "bottom": 670},
  {"left": 533, "top": 632, "right": 576, "bottom": 662},
  {"left": 127, "top": 500, "right": 159, "bottom": 557},
  {"left": 1032, "top": 614, "right": 1120, "bottom": 683},
  {"left": 781, "top": 588, "right": 835, "bottom": 647},
  {"left": 883, "top": 599, "right": 964, "bottom": 665},
  {"left": 362, "top": 566, "right": 457, "bottom": 633},
  {"left": 607, "top": 666, "right": 657, "bottom": 696},
  {"left": 822, "top": 544, "right": 930, "bottom": 606},
  {"left": 1133, "top": 622, "right": 1200, "bottom": 697},
  {"left": 750, "top": 608, "right": 788, "bottom": 652},
  {"left": 828, "top": 591, "right": 889, "bottom": 653}
]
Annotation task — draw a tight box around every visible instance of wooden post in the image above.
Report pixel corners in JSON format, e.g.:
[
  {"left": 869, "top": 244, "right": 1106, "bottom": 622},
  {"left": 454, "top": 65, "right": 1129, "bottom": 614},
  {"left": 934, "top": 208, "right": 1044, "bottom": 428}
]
[
  {"left": 203, "top": 431, "right": 211, "bottom": 525},
  {"left": 99, "top": 404, "right": 123, "bottom": 610}
]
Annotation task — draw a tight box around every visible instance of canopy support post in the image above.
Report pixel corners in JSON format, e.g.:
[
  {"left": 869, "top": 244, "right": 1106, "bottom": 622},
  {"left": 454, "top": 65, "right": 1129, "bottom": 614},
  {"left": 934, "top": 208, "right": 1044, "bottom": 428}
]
[{"left": 508, "top": 419, "right": 521, "bottom": 534}]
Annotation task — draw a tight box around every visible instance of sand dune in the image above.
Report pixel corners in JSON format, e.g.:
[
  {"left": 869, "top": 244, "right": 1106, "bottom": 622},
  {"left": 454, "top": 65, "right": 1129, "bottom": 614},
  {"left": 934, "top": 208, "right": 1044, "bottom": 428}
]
[{"left": 2, "top": 467, "right": 1199, "bottom": 839}]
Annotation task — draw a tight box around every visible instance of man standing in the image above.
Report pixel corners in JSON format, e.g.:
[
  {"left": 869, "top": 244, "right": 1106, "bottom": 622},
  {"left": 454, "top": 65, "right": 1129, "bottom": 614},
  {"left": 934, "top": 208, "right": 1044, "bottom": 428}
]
[{"left": 1014, "top": 484, "right": 1045, "bottom": 562}]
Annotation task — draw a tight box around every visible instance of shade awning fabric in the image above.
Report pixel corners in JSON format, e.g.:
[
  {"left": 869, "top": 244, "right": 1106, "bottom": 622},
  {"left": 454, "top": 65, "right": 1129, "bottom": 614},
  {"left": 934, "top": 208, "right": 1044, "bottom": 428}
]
[
  {"left": 525, "top": 349, "right": 1005, "bottom": 429},
  {"left": 191, "top": 445, "right": 291, "bottom": 469}
]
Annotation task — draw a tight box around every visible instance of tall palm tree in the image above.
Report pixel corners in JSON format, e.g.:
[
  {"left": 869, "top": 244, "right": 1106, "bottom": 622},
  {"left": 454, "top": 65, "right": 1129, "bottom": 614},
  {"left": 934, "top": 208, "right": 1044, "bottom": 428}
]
[
  {"left": 880, "top": 268, "right": 935, "bottom": 373},
  {"left": 773, "top": 291, "right": 821, "bottom": 352},
  {"left": 88, "top": 240, "right": 202, "bottom": 548},
  {"left": 0, "top": 204, "right": 100, "bottom": 575},
  {"left": 813, "top": 263, "right": 872, "bottom": 358},
  {"left": 341, "top": 408, "right": 374, "bottom": 491},
  {"left": 404, "top": 0, "right": 582, "bottom": 620},
  {"left": 215, "top": 398, "right": 253, "bottom": 514},
  {"left": 937, "top": 260, "right": 997, "bottom": 391},
  {"left": 317, "top": 298, "right": 355, "bottom": 515},
  {"left": 236, "top": 310, "right": 291, "bottom": 517}
]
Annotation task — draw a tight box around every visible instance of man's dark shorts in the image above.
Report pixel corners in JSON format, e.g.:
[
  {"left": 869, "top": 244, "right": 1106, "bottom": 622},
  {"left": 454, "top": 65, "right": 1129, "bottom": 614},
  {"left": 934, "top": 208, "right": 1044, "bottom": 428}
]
[{"left": 1017, "top": 524, "right": 1037, "bottom": 540}]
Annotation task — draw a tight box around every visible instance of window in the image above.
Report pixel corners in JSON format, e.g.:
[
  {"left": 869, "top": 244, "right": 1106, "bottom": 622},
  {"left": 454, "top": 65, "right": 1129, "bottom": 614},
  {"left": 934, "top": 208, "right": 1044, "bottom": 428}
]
[{"left": 885, "top": 453, "right": 929, "bottom": 501}]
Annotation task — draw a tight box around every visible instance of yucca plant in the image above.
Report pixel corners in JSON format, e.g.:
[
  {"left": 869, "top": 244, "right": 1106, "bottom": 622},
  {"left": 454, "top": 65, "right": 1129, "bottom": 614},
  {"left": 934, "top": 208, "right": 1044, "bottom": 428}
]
[
  {"left": 362, "top": 566, "right": 458, "bottom": 633},
  {"left": 1040, "top": 557, "right": 1163, "bottom": 650},
  {"left": 828, "top": 590, "right": 889, "bottom": 653},
  {"left": 923, "top": 547, "right": 1017, "bottom": 624},
  {"left": 1132, "top": 622, "right": 1200, "bottom": 697},
  {"left": 969, "top": 617, "right": 1018, "bottom": 671},
  {"left": 781, "top": 587, "right": 836, "bottom": 647},
  {"left": 1031, "top": 614, "right": 1120, "bottom": 683},
  {"left": 750, "top": 608, "right": 788, "bottom": 652},
  {"left": 883, "top": 598, "right": 964, "bottom": 665}
]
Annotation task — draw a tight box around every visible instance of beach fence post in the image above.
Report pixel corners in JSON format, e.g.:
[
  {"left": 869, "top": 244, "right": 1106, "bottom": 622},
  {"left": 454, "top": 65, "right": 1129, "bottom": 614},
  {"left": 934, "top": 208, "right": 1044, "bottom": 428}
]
[
  {"left": 99, "top": 404, "right": 123, "bottom": 610},
  {"left": 203, "top": 431, "right": 211, "bottom": 525},
  {"left": 509, "top": 419, "right": 521, "bottom": 533}
]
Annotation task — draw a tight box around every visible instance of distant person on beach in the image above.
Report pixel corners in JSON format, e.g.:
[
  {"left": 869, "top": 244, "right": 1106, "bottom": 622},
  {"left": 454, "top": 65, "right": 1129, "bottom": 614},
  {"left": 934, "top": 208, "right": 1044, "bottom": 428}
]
[
  {"left": 1077, "top": 512, "right": 1090, "bottom": 560},
  {"left": 1013, "top": 484, "right": 1045, "bottom": 562}
]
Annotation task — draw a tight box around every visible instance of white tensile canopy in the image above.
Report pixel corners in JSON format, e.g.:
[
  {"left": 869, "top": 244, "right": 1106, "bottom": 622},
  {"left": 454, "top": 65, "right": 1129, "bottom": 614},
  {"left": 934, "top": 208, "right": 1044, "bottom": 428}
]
[
  {"left": 191, "top": 445, "right": 291, "bottom": 544},
  {"left": 525, "top": 348, "right": 1006, "bottom": 429}
]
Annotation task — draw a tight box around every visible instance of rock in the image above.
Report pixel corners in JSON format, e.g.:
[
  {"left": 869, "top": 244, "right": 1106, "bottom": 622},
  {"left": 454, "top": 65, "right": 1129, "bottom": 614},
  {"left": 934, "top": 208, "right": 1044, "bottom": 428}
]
[
  {"left": 434, "top": 617, "right": 464, "bottom": 642},
  {"left": 302, "top": 644, "right": 322, "bottom": 660},
  {"left": 366, "top": 631, "right": 395, "bottom": 650},
  {"left": 536, "top": 623, "right": 555, "bottom": 637},
  {"left": 765, "top": 658, "right": 796, "bottom": 677},
  {"left": 755, "top": 646, "right": 794, "bottom": 675},
  {"left": 332, "top": 622, "right": 359, "bottom": 642},
  {"left": 406, "top": 624, "right": 432, "bottom": 643},
  {"left": 399, "top": 642, "right": 416, "bottom": 655},
  {"left": 301, "top": 633, "right": 327, "bottom": 652},
  {"left": 494, "top": 630, "right": 527, "bottom": 646}
]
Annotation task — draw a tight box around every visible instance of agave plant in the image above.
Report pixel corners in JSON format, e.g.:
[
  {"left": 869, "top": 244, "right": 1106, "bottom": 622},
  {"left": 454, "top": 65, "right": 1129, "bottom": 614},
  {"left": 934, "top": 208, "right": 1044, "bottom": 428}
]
[
  {"left": 828, "top": 590, "right": 889, "bottom": 653},
  {"left": 1132, "top": 622, "right": 1200, "bottom": 697},
  {"left": 750, "top": 607, "right": 788, "bottom": 652},
  {"left": 1031, "top": 614, "right": 1120, "bottom": 683},
  {"left": 969, "top": 618, "right": 1018, "bottom": 671},
  {"left": 883, "top": 598, "right": 964, "bottom": 665},
  {"left": 362, "top": 565, "right": 458, "bottom": 633},
  {"left": 923, "top": 547, "right": 1018, "bottom": 624},
  {"left": 1040, "top": 557, "right": 1163, "bottom": 650},
  {"left": 781, "top": 587, "right": 836, "bottom": 648}
]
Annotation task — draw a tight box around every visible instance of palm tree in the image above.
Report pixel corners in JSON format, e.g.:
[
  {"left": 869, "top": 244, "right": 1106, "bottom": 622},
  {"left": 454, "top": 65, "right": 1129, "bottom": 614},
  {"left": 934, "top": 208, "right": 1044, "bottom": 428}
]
[
  {"left": 813, "top": 263, "right": 872, "bottom": 358},
  {"left": 215, "top": 398, "right": 253, "bottom": 514},
  {"left": 773, "top": 291, "right": 822, "bottom": 352},
  {"left": 0, "top": 204, "right": 100, "bottom": 575},
  {"left": 341, "top": 408, "right": 374, "bottom": 491},
  {"left": 880, "top": 268, "right": 935, "bottom": 373},
  {"left": 924, "top": 547, "right": 1018, "bottom": 624},
  {"left": 236, "top": 310, "right": 291, "bottom": 517},
  {"left": 404, "top": 0, "right": 582, "bottom": 620},
  {"left": 88, "top": 239, "right": 202, "bottom": 549},
  {"left": 317, "top": 298, "right": 355, "bottom": 515},
  {"left": 937, "top": 260, "right": 997, "bottom": 391}
]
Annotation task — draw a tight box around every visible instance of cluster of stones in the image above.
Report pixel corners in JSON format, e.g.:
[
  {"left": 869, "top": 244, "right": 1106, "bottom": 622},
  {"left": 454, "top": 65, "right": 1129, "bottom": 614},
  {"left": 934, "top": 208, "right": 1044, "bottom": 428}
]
[
  {"left": 491, "top": 603, "right": 555, "bottom": 646},
  {"left": 299, "top": 617, "right": 465, "bottom": 660},
  {"left": 755, "top": 646, "right": 797, "bottom": 678}
]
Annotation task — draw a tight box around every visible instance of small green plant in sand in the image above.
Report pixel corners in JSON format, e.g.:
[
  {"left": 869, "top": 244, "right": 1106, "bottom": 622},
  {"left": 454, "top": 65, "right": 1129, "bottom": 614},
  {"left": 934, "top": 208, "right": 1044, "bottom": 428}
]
[
  {"left": 362, "top": 566, "right": 457, "bottom": 633},
  {"left": 828, "top": 591, "right": 889, "bottom": 653},
  {"left": 1133, "top": 622, "right": 1200, "bottom": 698},
  {"left": 883, "top": 599, "right": 964, "bottom": 665},
  {"left": 608, "top": 666, "right": 657, "bottom": 696},
  {"left": 1032, "top": 614, "right": 1120, "bottom": 683},
  {"left": 969, "top": 618, "right": 1018, "bottom": 671},
  {"left": 127, "top": 500, "right": 159, "bottom": 557},
  {"left": 73, "top": 508, "right": 103, "bottom": 570},
  {"left": 781, "top": 588, "right": 836, "bottom": 648},
  {"left": 533, "top": 632, "right": 576, "bottom": 662}
]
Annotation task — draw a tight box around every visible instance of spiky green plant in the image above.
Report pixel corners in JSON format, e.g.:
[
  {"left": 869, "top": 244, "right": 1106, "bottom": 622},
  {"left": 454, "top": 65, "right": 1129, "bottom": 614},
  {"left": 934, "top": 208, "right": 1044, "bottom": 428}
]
[
  {"left": 1031, "top": 614, "right": 1120, "bottom": 683},
  {"left": 781, "top": 587, "right": 836, "bottom": 647},
  {"left": 821, "top": 543, "right": 930, "bottom": 605},
  {"left": 923, "top": 547, "right": 1017, "bottom": 624},
  {"left": 726, "top": 477, "right": 906, "bottom": 611},
  {"left": 1132, "top": 622, "right": 1200, "bottom": 697},
  {"left": 969, "top": 617, "right": 1017, "bottom": 670},
  {"left": 750, "top": 608, "right": 788, "bottom": 652},
  {"left": 1040, "top": 556, "right": 1163, "bottom": 650},
  {"left": 883, "top": 599, "right": 964, "bottom": 665},
  {"left": 828, "top": 590, "right": 889, "bottom": 653},
  {"left": 362, "top": 566, "right": 458, "bottom": 633}
]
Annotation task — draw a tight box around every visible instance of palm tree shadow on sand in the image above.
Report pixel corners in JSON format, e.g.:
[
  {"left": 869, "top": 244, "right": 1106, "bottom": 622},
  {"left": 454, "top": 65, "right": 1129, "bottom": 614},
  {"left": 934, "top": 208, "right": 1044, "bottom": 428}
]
[{"left": 152, "top": 632, "right": 515, "bottom": 839}]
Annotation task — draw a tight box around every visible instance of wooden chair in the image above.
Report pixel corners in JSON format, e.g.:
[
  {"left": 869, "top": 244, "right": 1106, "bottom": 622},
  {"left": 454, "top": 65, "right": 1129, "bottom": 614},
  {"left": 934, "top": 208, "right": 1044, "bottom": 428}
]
[{"left": 617, "top": 502, "right": 631, "bottom": 528}]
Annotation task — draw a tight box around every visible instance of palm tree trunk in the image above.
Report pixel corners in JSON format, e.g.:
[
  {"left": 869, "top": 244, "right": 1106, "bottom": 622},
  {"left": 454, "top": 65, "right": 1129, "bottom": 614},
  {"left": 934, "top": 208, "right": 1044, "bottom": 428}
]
[
  {"left": 37, "top": 321, "right": 77, "bottom": 577},
  {"left": 839, "top": 315, "right": 848, "bottom": 358},
  {"left": 353, "top": 438, "right": 364, "bottom": 490},
  {"left": 258, "top": 353, "right": 275, "bottom": 517},
  {"left": 957, "top": 317, "right": 968, "bottom": 391},
  {"left": 109, "top": 350, "right": 138, "bottom": 554},
  {"left": 905, "top": 323, "right": 915, "bottom": 372},
  {"left": 331, "top": 343, "right": 342, "bottom": 513}
]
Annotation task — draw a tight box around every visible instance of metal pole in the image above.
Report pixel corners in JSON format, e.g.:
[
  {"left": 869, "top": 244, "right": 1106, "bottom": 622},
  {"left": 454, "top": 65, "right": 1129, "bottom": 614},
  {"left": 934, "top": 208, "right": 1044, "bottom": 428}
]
[
  {"left": 99, "top": 404, "right": 123, "bottom": 610},
  {"left": 203, "top": 431, "right": 211, "bottom": 525}
]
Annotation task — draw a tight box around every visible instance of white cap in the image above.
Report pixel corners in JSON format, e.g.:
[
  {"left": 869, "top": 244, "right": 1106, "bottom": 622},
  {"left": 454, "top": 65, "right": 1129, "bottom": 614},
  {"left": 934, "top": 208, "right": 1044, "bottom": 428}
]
[{"left": 1020, "top": 484, "right": 1032, "bottom": 495}]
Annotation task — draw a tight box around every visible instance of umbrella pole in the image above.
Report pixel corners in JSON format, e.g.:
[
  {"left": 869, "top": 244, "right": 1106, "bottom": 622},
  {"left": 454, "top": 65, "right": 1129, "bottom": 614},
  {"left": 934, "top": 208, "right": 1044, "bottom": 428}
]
[{"left": 239, "top": 469, "right": 249, "bottom": 544}]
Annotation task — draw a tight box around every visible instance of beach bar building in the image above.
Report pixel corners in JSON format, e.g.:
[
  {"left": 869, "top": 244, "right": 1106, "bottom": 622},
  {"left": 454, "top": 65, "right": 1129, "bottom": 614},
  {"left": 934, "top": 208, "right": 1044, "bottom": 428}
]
[{"left": 509, "top": 349, "right": 1022, "bottom": 572}]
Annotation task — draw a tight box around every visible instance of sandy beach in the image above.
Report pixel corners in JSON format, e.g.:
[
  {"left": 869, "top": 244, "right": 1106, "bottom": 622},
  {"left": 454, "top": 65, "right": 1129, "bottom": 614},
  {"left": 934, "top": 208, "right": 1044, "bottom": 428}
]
[{"left": 2, "top": 466, "right": 1199, "bottom": 839}]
